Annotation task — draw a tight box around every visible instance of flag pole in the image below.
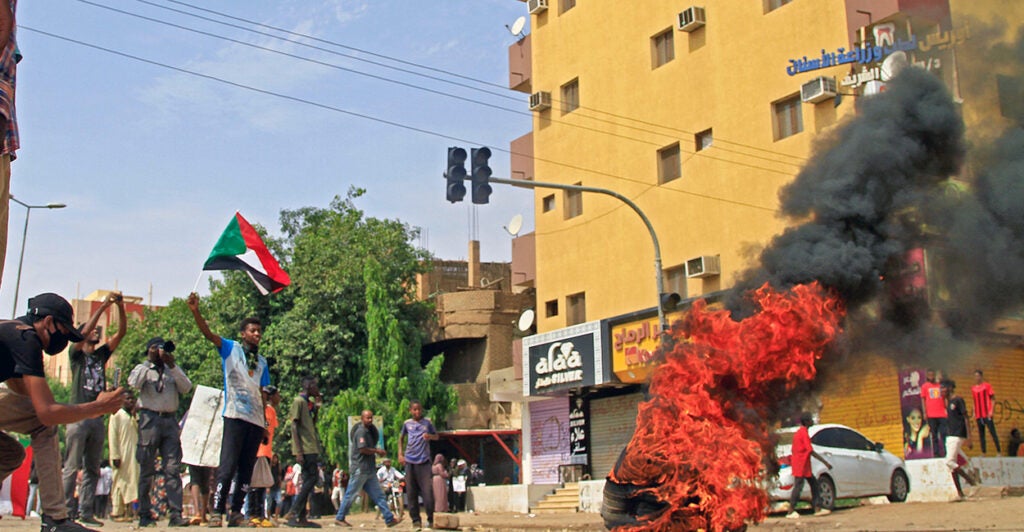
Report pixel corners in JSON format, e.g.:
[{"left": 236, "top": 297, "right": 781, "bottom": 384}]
[{"left": 192, "top": 271, "right": 205, "bottom": 294}]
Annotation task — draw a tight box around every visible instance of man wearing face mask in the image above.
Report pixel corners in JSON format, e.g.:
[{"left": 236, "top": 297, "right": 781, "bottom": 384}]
[
  {"left": 0, "top": 292, "right": 127, "bottom": 532},
  {"left": 128, "top": 337, "right": 193, "bottom": 528},
  {"left": 63, "top": 292, "right": 126, "bottom": 526}
]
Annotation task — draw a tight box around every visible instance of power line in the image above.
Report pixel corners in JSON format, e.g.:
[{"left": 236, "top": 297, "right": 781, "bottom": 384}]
[
  {"left": 76, "top": 0, "right": 803, "bottom": 175},
  {"left": 141, "top": 0, "right": 809, "bottom": 164},
  {"left": 19, "top": 25, "right": 780, "bottom": 214}
]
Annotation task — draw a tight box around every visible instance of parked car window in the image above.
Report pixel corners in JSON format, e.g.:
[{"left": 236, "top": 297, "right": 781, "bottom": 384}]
[
  {"left": 836, "top": 428, "right": 875, "bottom": 451},
  {"left": 811, "top": 427, "right": 841, "bottom": 448}
]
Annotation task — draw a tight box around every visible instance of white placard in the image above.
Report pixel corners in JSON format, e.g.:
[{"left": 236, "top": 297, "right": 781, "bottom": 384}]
[{"left": 181, "top": 385, "right": 225, "bottom": 467}]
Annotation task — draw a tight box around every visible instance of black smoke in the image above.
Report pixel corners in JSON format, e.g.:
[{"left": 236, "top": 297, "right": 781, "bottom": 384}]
[
  {"left": 729, "top": 22, "right": 1024, "bottom": 362},
  {"left": 729, "top": 67, "right": 964, "bottom": 320}
]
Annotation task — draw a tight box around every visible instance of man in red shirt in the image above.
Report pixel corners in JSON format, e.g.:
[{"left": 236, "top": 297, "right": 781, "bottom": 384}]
[
  {"left": 971, "top": 370, "right": 1000, "bottom": 455},
  {"left": 920, "top": 369, "right": 947, "bottom": 457},
  {"left": 786, "top": 413, "right": 833, "bottom": 519}
]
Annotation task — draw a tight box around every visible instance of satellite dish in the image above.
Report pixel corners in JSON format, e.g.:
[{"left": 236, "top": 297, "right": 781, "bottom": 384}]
[
  {"left": 879, "top": 51, "right": 908, "bottom": 81},
  {"left": 505, "top": 214, "right": 523, "bottom": 236},
  {"left": 508, "top": 16, "right": 527, "bottom": 39},
  {"left": 517, "top": 309, "right": 536, "bottom": 332},
  {"left": 480, "top": 277, "right": 489, "bottom": 287}
]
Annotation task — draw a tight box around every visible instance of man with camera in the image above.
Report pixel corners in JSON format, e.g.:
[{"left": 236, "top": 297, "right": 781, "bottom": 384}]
[
  {"left": 63, "top": 292, "right": 126, "bottom": 526},
  {"left": 128, "top": 337, "right": 192, "bottom": 527}
]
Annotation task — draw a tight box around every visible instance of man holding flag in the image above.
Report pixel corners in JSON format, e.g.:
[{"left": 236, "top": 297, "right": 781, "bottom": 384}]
[
  {"left": 188, "top": 293, "right": 272, "bottom": 528},
  {"left": 187, "top": 212, "right": 288, "bottom": 526}
]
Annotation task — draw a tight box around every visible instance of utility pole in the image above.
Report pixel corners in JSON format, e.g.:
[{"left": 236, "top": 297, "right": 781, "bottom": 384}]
[
  {"left": 442, "top": 146, "right": 677, "bottom": 333},
  {"left": 490, "top": 176, "right": 677, "bottom": 334}
]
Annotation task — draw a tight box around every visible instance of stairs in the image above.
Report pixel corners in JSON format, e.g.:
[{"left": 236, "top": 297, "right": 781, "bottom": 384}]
[{"left": 531, "top": 482, "right": 580, "bottom": 513}]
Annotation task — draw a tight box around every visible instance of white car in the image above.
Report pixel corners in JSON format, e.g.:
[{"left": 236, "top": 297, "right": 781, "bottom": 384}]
[{"left": 768, "top": 423, "right": 910, "bottom": 510}]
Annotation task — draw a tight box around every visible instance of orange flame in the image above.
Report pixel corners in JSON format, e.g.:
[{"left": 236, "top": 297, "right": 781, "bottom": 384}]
[{"left": 609, "top": 282, "right": 844, "bottom": 531}]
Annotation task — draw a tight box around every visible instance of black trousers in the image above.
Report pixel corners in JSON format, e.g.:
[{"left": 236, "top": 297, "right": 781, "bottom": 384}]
[
  {"left": 790, "top": 476, "right": 821, "bottom": 511},
  {"left": 976, "top": 418, "right": 1001, "bottom": 454},
  {"left": 212, "top": 418, "right": 264, "bottom": 515},
  {"left": 290, "top": 454, "right": 319, "bottom": 520},
  {"left": 137, "top": 411, "right": 184, "bottom": 519},
  {"left": 405, "top": 461, "right": 433, "bottom": 525}
]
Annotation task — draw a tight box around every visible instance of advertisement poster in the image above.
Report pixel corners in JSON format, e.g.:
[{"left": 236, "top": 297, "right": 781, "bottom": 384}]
[{"left": 899, "top": 368, "right": 935, "bottom": 459}]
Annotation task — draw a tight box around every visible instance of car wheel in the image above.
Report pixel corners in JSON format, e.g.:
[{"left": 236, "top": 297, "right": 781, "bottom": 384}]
[
  {"left": 887, "top": 470, "right": 909, "bottom": 503},
  {"left": 817, "top": 475, "right": 836, "bottom": 511}
]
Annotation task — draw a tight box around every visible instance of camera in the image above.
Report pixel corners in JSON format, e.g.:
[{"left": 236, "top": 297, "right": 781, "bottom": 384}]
[{"left": 162, "top": 340, "right": 176, "bottom": 353}]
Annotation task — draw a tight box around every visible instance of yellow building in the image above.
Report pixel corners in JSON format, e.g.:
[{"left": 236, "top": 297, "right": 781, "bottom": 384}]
[{"left": 510, "top": 0, "right": 1024, "bottom": 487}]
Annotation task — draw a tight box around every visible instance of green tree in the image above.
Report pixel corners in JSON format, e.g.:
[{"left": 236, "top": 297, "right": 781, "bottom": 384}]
[
  {"left": 113, "top": 188, "right": 452, "bottom": 464},
  {"left": 319, "top": 257, "right": 457, "bottom": 468}
]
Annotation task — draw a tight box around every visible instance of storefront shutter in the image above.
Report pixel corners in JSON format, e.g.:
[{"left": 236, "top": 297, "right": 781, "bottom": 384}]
[
  {"left": 529, "top": 397, "right": 570, "bottom": 484},
  {"left": 589, "top": 393, "right": 642, "bottom": 479}
]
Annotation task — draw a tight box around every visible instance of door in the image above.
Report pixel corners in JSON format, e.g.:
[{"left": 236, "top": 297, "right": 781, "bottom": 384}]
[
  {"left": 811, "top": 427, "right": 863, "bottom": 497},
  {"left": 835, "top": 427, "right": 891, "bottom": 495}
]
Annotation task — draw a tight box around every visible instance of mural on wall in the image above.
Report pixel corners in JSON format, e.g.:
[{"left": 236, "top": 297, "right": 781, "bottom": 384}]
[{"left": 899, "top": 368, "right": 935, "bottom": 459}]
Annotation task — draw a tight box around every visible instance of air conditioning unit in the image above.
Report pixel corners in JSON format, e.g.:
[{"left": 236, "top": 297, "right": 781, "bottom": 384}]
[
  {"left": 801, "top": 76, "right": 838, "bottom": 104},
  {"left": 677, "top": 6, "right": 706, "bottom": 32},
  {"left": 529, "top": 91, "right": 552, "bottom": 111},
  {"left": 685, "top": 255, "right": 720, "bottom": 278},
  {"left": 528, "top": 0, "right": 548, "bottom": 15}
]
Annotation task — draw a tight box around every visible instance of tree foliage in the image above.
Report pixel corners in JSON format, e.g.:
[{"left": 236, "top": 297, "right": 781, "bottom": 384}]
[
  {"left": 112, "top": 188, "right": 452, "bottom": 464},
  {"left": 319, "top": 257, "right": 458, "bottom": 467}
]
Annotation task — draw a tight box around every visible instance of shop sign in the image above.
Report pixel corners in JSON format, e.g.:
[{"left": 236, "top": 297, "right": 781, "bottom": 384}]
[
  {"left": 784, "top": 22, "right": 968, "bottom": 81},
  {"left": 568, "top": 390, "right": 589, "bottom": 466},
  {"left": 611, "top": 310, "right": 685, "bottom": 384},
  {"left": 523, "top": 321, "right": 603, "bottom": 396}
]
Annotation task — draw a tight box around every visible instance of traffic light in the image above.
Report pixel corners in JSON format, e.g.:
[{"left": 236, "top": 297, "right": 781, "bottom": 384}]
[
  {"left": 471, "top": 147, "right": 492, "bottom": 204},
  {"left": 446, "top": 147, "right": 467, "bottom": 203},
  {"left": 660, "top": 292, "right": 681, "bottom": 312}
]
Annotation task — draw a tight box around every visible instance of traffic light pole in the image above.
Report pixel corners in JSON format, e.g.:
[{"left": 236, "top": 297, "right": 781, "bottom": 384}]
[{"left": 489, "top": 176, "right": 672, "bottom": 334}]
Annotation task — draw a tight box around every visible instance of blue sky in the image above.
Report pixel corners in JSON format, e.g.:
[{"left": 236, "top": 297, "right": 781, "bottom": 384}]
[{"left": 4, "top": 0, "right": 533, "bottom": 312}]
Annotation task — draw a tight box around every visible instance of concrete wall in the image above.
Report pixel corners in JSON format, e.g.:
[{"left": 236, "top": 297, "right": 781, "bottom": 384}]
[
  {"left": 578, "top": 479, "right": 606, "bottom": 514},
  {"left": 905, "top": 457, "right": 1024, "bottom": 502},
  {"left": 467, "top": 483, "right": 560, "bottom": 513}
]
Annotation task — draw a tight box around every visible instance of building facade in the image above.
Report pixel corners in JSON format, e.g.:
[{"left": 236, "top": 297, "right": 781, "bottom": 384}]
[{"left": 509, "top": 0, "right": 1024, "bottom": 486}]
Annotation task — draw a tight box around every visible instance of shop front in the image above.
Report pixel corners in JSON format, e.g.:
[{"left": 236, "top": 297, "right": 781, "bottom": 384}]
[{"left": 522, "top": 321, "right": 607, "bottom": 484}]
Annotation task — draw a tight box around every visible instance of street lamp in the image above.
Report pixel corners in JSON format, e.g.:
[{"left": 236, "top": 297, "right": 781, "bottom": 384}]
[{"left": 9, "top": 195, "right": 67, "bottom": 317}]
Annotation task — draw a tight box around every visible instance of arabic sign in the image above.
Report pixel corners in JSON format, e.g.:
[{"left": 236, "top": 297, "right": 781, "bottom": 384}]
[
  {"left": 611, "top": 310, "right": 686, "bottom": 383},
  {"left": 523, "top": 321, "right": 604, "bottom": 396},
  {"left": 568, "top": 390, "right": 588, "bottom": 465},
  {"left": 785, "top": 22, "right": 968, "bottom": 81}
]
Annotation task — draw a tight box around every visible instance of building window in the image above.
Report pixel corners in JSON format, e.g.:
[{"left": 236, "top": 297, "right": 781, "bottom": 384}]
[
  {"left": 561, "top": 78, "right": 579, "bottom": 114},
  {"left": 542, "top": 194, "right": 556, "bottom": 213},
  {"left": 564, "top": 182, "right": 583, "bottom": 219},
  {"left": 560, "top": 0, "right": 576, "bottom": 14},
  {"left": 773, "top": 94, "right": 803, "bottom": 140},
  {"left": 545, "top": 299, "right": 559, "bottom": 318},
  {"left": 566, "top": 292, "right": 586, "bottom": 326},
  {"left": 764, "top": 0, "right": 793, "bottom": 13},
  {"left": 663, "top": 265, "right": 686, "bottom": 297},
  {"left": 695, "top": 128, "right": 713, "bottom": 151},
  {"left": 658, "top": 143, "right": 681, "bottom": 184},
  {"left": 652, "top": 29, "right": 675, "bottom": 68}
]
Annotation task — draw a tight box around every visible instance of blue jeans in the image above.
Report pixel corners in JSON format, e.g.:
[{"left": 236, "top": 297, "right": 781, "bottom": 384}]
[{"left": 334, "top": 467, "right": 393, "bottom": 523}]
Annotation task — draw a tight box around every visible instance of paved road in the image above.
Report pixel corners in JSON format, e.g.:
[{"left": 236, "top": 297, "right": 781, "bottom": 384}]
[{"left": 5, "top": 490, "right": 1022, "bottom": 531}]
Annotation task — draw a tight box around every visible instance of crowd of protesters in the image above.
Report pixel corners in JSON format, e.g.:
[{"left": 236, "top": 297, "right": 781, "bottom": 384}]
[{"left": 1, "top": 290, "right": 488, "bottom": 532}]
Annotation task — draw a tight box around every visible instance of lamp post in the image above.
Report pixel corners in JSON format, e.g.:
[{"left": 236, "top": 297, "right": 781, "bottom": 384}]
[{"left": 10, "top": 195, "right": 67, "bottom": 317}]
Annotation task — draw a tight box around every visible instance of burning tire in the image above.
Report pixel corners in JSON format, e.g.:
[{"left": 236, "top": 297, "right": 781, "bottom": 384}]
[
  {"left": 600, "top": 476, "right": 669, "bottom": 529},
  {"left": 887, "top": 470, "right": 909, "bottom": 503},
  {"left": 817, "top": 475, "right": 836, "bottom": 511}
]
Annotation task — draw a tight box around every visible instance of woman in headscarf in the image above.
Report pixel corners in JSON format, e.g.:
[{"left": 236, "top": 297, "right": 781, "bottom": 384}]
[{"left": 431, "top": 454, "right": 449, "bottom": 513}]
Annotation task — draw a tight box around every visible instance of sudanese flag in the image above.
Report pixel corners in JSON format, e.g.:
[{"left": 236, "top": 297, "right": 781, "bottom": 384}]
[{"left": 204, "top": 212, "right": 291, "bottom": 295}]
